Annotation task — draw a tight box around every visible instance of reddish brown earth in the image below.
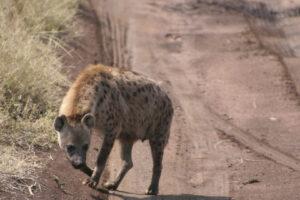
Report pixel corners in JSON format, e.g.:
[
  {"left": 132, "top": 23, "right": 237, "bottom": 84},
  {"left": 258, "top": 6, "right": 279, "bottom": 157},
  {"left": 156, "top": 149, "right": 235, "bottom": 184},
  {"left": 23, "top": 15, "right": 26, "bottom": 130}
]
[{"left": 4, "top": 0, "right": 300, "bottom": 200}]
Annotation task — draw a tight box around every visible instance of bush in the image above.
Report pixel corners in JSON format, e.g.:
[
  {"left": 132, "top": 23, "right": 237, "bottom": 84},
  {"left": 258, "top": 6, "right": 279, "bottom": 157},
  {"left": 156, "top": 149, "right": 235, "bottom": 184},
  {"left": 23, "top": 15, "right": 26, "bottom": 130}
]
[{"left": 0, "top": 0, "right": 79, "bottom": 193}]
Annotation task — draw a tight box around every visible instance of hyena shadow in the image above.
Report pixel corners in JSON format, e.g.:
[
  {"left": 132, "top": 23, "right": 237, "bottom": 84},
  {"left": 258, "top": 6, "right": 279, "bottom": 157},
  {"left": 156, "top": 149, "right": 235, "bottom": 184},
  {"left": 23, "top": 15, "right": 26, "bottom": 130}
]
[{"left": 91, "top": 191, "right": 231, "bottom": 200}]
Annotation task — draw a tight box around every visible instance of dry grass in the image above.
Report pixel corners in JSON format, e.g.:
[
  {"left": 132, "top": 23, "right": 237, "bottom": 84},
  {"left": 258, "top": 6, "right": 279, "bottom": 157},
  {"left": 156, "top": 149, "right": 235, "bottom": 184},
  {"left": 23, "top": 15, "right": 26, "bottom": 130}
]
[
  {"left": 0, "top": 0, "right": 79, "bottom": 194},
  {"left": 0, "top": 146, "right": 41, "bottom": 194}
]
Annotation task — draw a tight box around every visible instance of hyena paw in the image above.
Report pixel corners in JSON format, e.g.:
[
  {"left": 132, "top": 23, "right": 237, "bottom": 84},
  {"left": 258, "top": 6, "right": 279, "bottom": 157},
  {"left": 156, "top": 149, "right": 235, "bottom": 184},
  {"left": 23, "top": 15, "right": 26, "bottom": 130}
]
[
  {"left": 145, "top": 186, "right": 158, "bottom": 195},
  {"left": 83, "top": 177, "right": 98, "bottom": 188},
  {"left": 103, "top": 181, "right": 118, "bottom": 190}
]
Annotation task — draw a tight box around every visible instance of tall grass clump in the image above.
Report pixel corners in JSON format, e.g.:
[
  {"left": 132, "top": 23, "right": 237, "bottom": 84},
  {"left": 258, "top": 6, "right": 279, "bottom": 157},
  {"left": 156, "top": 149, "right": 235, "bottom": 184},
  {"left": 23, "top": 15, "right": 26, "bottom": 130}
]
[{"left": 0, "top": 0, "right": 79, "bottom": 193}]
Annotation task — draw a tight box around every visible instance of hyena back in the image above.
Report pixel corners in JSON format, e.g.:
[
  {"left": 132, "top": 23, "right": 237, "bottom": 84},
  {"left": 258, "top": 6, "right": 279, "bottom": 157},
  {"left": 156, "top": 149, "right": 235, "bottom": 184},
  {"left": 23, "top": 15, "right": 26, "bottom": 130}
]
[{"left": 54, "top": 64, "right": 173, "bottom": 195}]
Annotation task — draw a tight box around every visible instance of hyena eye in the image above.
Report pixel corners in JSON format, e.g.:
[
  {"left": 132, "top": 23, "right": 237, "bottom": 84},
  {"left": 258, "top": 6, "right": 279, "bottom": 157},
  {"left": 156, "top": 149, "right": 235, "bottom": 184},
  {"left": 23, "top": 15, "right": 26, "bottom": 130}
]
[
  {"left": 82, "top": 144, "right": 89, "bottom": 151},
  {"left": 66, "top": 145, "right": 76, "bottom": 154}
]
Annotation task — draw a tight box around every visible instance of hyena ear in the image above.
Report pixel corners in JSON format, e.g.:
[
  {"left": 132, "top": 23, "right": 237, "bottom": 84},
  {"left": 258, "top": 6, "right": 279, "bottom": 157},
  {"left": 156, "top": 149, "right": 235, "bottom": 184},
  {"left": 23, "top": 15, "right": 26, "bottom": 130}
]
[
  {"left": 81, "top": 113, "right": 95, "bottom": 129},
  {"left": 54, "top": 115, "right": 67, "bottom": 132}
]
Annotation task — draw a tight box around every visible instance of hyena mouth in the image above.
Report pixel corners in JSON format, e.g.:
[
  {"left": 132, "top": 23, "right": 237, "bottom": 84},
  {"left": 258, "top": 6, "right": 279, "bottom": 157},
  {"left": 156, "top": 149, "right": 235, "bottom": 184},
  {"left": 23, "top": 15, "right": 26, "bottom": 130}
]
[
  {"left": 70, "top": 158, "right": 85, "bottom": 169},
  {"left": 70, "top": 162, "right": 93, "bottom": 176},
  {"left": 72, "top": 162, "right": 85, "bottom": 169}
]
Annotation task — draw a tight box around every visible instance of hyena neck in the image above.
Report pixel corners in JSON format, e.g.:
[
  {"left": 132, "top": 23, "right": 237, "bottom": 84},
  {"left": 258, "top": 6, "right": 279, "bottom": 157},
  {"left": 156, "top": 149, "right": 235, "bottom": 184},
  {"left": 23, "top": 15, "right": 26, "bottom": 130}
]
[{"left": 59, "top": 65, "right": 114, "bottom": 122}]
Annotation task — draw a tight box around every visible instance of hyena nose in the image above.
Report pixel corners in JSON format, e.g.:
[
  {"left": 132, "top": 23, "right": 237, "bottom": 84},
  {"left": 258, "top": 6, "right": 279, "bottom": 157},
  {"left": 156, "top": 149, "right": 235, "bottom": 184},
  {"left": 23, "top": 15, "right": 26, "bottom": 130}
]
[{"left": 71, "top": 157, "right": 84, "bottom": 169}]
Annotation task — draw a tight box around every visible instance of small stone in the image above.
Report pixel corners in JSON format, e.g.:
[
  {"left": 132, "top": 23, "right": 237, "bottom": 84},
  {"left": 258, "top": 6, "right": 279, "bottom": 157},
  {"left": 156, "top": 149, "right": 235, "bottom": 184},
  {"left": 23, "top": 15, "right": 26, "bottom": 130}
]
[{"left": 269, "top": 117, "right": 278, "bottom": 121}]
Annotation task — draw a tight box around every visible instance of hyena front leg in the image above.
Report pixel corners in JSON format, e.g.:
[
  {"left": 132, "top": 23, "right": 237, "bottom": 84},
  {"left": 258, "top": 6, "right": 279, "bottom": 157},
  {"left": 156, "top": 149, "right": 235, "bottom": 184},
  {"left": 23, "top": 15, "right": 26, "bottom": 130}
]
[
  {"left": 146, "top": 139, "right": 165, "bottom": 195},
  {"left": 83, "top": 133, "right": 116, "bottom": 188},
  {"left": 104, "top": 140, "right": 133, "bottom": 190}
]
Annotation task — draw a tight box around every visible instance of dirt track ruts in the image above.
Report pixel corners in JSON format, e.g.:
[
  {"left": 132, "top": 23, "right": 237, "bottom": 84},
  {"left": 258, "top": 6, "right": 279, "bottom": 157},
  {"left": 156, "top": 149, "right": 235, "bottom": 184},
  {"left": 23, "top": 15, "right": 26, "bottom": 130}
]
[
  {"left": 90, "top": 0, "right": 300, "bottom": 199},
  {"left": 31, "top": 1, "right": 300, "bottom": 200}
]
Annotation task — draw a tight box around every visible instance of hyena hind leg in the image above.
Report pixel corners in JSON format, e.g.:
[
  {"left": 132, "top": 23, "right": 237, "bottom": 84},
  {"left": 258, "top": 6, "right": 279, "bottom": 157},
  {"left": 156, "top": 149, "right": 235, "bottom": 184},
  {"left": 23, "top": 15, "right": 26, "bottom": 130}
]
[
  {"left": 104, "top": 140, "right": 133, "bottom": 190},
  {"left": 146, "top": 138, "right": 165, "bottom": 195}
]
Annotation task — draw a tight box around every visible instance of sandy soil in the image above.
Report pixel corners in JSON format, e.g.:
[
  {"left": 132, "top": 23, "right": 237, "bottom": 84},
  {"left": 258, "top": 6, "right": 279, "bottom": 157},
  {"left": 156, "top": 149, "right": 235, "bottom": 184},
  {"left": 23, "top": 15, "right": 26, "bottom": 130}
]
[
  {"left": 90, "top": 1, "right": 300, "bottom": 199},
  {"left": 6, "top": 0, "right": 300, "bottom": 200}
]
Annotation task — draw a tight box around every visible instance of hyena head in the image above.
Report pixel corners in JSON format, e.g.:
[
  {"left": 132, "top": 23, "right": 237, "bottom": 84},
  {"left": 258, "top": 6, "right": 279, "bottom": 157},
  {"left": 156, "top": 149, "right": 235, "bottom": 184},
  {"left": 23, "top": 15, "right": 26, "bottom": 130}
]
[{"left": 53, "top": 113, "right": 95, "bottom": 169}]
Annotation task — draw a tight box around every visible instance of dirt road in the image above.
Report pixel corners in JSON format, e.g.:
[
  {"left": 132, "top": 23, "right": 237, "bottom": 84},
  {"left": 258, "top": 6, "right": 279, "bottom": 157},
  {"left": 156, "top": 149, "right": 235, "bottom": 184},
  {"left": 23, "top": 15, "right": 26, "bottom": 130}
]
[{"left": 32, "top": 1, "right": 300, "bottom": 200}]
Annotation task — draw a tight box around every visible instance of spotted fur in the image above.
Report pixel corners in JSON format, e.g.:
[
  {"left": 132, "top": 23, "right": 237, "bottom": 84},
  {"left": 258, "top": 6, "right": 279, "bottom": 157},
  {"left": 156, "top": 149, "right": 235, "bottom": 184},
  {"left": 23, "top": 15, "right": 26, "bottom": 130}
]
[{"left": 55, "top": 64, "right": 173, "bottom": 195}]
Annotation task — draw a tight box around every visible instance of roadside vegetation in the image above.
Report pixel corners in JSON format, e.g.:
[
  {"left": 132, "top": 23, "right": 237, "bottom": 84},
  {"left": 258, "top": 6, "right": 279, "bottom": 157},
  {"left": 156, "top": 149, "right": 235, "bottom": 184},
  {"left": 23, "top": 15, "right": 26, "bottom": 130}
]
[{"left": 0, "top": 0, "right": 79, "bottom": 194}]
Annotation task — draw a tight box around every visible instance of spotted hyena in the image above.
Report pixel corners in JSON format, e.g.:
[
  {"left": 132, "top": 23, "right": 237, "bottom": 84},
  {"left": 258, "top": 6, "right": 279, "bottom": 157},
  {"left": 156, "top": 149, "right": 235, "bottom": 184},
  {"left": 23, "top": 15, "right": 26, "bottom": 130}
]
[{"left": 54, "top": 64, "right": 173, "bottom": 195}]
